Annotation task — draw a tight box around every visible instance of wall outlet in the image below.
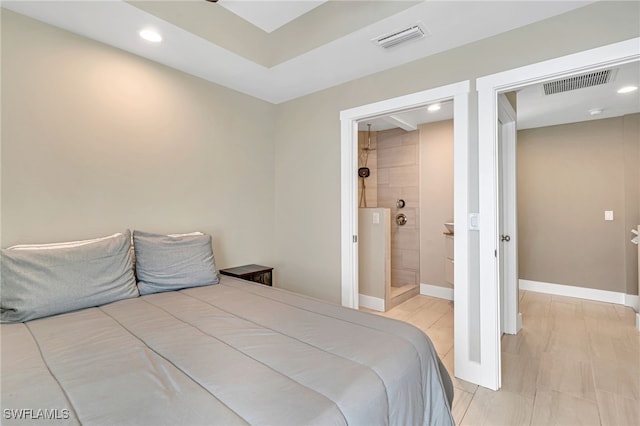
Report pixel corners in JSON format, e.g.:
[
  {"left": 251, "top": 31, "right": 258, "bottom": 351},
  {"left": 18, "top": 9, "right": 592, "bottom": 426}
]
[{"left": 604, "top": 210, "right": 614, "bottom": 221}]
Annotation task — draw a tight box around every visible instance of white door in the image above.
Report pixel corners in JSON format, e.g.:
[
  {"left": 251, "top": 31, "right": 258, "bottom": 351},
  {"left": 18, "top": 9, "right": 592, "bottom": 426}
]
[
  {"left": 498, "top": 123, "right": 506, "bottom": 335},
  {"left": 498, "top": 95, "right": 520, "bottom": 335}
]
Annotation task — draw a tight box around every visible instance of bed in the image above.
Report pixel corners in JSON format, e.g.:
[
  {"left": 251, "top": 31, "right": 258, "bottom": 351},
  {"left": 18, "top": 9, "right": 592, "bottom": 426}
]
[{"left": 1, "top": 230, "right": 454, "bottom": 425}]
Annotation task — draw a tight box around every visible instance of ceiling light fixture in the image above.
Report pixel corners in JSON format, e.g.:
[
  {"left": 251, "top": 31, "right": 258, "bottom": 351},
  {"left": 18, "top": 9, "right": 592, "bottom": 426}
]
[
  {"left": 589, "top": 108, "right": 604, "bottom": 116},
  {"left": 427, "top": 104, "right": 441, "bottom": 112},
  {"left": 617, "top": 85, "right": 638, "bottom": 94},
  {"left": 139, "top": 29, "right": 162, "bottom": 43}
]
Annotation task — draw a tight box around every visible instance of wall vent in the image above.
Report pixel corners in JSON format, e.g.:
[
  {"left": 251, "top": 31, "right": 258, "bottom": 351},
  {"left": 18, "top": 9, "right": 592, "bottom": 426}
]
[
  {"left": 374, "top": 24, "right": 426, "bottom": 49},
  {"left": 543, "top": 70, "right": 613, "bottom": 95}
]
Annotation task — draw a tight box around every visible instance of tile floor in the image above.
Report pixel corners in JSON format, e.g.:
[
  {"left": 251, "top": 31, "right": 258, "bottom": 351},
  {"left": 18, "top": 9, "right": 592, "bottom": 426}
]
[{"left": 365, "top": 291, "right": 639, "bottom": 425}]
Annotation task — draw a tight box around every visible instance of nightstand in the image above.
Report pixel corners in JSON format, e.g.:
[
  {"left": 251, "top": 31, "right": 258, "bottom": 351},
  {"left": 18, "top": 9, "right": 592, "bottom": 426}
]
[{"left": 219, "top": 264, "right": 273, "bottom": 286}]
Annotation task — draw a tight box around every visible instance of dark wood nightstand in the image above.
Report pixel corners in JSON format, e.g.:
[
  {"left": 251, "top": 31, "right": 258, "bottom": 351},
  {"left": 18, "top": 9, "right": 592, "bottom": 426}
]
[{"left": 219, "top": 264, "right": 273, "bottom": 286}]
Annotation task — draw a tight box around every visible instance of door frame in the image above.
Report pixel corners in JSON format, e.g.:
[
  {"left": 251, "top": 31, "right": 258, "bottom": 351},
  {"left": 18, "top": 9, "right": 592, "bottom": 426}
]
[
  {"left": 340, "top": 80, "right": 474, "bottom": 378},
  {"left": 477, "top": 37, "right": 640, "bottom": 390}
]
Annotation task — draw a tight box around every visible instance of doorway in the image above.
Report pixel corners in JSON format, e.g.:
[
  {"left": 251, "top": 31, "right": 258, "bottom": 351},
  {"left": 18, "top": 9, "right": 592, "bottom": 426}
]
[
  {"left": 340, "top": 80, "right": 482, "bottom": 384},
  {"left": 356, "top": 104, "right": 455, "bottom": 312},
  {"left": 477, "top": 37, "right": 640, "bottom": 390}
]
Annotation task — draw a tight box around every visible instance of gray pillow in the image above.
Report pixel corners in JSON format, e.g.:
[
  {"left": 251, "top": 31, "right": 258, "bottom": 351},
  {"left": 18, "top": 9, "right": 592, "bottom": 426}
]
[
  {"left": 1, "top": 230, "right": 138, "bottom": 323},
  {"left": 133, "top": 230, "right": 219, "bottom": 295}
]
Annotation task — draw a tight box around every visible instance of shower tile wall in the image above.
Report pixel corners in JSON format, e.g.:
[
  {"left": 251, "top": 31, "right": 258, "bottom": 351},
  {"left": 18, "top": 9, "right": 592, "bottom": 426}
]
[{"left": 376, "top": 128, "right": 420, "bottom": 288}]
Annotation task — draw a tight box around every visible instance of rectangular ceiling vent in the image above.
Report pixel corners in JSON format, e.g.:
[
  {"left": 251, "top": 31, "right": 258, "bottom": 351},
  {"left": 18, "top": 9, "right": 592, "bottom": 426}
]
[
  {"left": 543, "top": 69, "right": 613, "bottom": 95},
  {"left": 375, "top": 24, "right": 426, "bottom": 49}
]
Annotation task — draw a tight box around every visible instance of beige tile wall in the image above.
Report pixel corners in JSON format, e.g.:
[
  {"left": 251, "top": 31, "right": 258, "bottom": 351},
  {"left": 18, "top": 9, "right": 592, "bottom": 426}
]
[{"left": 376, "top": 128, "right": 420, "bottom": 288}]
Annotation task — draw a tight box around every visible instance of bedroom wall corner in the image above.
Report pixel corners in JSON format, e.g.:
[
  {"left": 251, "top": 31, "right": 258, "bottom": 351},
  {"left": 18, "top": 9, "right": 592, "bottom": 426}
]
[{"left": 0, "top": 10, "right": 277, "bottom": 270}]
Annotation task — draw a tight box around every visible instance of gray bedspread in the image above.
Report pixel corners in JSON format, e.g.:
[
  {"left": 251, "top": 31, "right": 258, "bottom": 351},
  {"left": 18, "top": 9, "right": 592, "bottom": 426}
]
[{"left": 1, "top": 277, "right": 454, "bottom": 425}]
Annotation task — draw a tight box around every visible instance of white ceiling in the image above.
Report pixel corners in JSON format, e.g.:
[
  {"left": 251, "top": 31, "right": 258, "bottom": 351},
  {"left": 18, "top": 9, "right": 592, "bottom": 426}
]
[
  {"left": 2, "top": 1, "right": 593, "bottom": 105},
  {"left": 4, "top": 1, "right": 636, "bottom": 130},
  {"left": 218, "top": 0, "right": 326, "bottom": 33},
  {"left": 358, "top": 101, "right": 454, "bottom": 131},
  {"left": 361, "top": 61, "right": 640, "bottom": 132},
  {"left": 516, "top": 61, "right": 640, "bottom": 130}
]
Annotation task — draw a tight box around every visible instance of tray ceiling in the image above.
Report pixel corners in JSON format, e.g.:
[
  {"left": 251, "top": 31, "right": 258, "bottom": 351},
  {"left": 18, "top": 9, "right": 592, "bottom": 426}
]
[{"left": 2, "top": 1, "right": 594, "bottom": 104}]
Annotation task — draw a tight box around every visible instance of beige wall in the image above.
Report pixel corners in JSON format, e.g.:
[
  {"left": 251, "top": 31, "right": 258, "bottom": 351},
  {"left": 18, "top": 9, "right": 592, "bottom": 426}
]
[
  {"left": 517, "top": 114, "right": 639, "bottom": 295},
  {"left": 273, "top": 2, "right": 640, "bottom": 303},
  {"left": 419, "top": 120, "right": 454, "bottom": 289},
  {"left": 376, "top": 128, "right": 420, "bottom": 288},
  {"left": 1, "top": 10, "right": 276, "bottom": 271}
]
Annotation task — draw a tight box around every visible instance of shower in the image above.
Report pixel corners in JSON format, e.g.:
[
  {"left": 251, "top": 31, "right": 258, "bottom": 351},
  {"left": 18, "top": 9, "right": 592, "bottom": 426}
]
[{"left": 359, "top": 123, "right": 375, "bottom": 208}]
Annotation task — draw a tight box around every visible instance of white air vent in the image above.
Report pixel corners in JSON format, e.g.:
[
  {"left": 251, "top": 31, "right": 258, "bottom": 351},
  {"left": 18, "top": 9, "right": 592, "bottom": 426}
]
[
  {"left": 543, "top": 70, "right": 613, "bottom": 95},
  {"left": 374, "top": 24, "right": 426, "bottom": 49}
]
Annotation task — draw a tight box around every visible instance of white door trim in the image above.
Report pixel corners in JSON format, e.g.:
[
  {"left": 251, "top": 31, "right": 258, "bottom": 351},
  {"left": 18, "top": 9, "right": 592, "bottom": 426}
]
[
  {"left": 339, "top": 81, "right": 475, "bottom": 380},
  {"left": 477, "top": 37, "right": 640, "bottom": 391}
]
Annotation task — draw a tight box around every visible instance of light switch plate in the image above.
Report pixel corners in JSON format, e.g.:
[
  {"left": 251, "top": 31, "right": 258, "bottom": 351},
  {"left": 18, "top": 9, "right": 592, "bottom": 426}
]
[
  {"left": 373, "top": 212, "right": 380, "bottom": 224},
  {"left": 604, "top": 210, "right": 614, "bottom": 221},
  {"left": 469, "top": 213, "right": 480, "bottom": 230}
]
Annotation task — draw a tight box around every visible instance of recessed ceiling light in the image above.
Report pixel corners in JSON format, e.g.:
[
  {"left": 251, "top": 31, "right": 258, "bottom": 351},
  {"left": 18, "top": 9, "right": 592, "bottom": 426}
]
[
  {"left": 427, "top": 104, "right": 441, "bottom": 112},
  {"left": 617, "top": 85, "right": 638, "bottom": 94},
  {"left": 589, "top": 108, "right": 604, "bottom": 116},
  {"left": 139, "top": 29, "right": 162, "bottom": 43}
]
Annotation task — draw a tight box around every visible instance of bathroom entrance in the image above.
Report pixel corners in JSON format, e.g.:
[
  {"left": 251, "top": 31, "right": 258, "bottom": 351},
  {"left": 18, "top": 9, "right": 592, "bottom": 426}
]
[
  {"left": 356, "top": 112, "right": 456, "bottom": 312},
  {"left": 340, "top": 81, "right": 479, "bottom": 386}
]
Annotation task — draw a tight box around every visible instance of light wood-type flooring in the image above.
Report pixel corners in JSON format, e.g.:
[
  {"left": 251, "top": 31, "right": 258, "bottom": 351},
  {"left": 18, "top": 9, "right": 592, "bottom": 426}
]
[{"left": 362, "top": 291, "right": 639, "bottom": 425}]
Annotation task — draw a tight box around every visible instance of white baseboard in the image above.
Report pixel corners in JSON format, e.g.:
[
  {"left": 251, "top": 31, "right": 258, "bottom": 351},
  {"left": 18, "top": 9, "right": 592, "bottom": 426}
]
[
  {"left": 420, "top": 283, "right": 454, "bottom": 301},
  {"left": 625, "top": 294, "right": 639, "bottom": 312},
  {"left": 519, "top": 279, "right": 639, "bottom": 312},
  {"left": 359, "top": 294, "right": 385, "bottom": 312}
]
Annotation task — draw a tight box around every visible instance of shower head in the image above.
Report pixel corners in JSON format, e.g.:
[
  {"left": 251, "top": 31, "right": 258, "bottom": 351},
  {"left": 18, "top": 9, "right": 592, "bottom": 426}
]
[{"left": 361, "top": 123, "right": 375, "bottom": 151}]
